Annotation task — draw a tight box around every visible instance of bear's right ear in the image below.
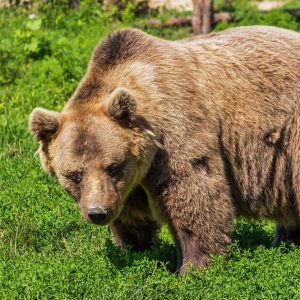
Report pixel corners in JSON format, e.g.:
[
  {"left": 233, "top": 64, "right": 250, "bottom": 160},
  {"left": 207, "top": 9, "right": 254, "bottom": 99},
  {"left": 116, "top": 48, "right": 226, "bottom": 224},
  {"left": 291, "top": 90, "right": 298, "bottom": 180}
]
[
  {"left": 102, "top": 88, "right": 137, "bottom": 124},
  {"left": 29, "top": 108, "right": 61, "bottom": 141}
]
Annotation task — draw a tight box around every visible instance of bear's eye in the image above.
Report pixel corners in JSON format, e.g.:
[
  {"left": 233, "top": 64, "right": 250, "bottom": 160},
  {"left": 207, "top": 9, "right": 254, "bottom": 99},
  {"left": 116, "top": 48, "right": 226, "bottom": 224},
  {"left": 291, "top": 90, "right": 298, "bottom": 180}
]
[
  {"left": 105, "top": 162, "right": 123, "bottom": 178},
  {"left": 65, "top": 171, "right": 83, "bottom": 184}
]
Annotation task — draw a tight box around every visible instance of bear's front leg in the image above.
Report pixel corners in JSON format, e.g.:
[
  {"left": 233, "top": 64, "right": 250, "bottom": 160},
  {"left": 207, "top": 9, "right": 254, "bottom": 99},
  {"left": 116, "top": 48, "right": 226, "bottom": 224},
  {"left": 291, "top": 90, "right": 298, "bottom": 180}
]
[
  {"left": 110, "top": 186, "right": 160, "bottom": 251},
  {"left": 161, "top": 168, "right": 234, "bottom": 273}
]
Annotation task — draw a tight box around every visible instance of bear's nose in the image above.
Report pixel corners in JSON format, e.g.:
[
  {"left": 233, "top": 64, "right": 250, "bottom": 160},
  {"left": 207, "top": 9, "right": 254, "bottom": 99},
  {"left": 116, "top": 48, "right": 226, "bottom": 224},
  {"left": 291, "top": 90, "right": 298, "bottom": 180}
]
[{"left": 87, "top": 206, "right": 109, "bottom": 224}]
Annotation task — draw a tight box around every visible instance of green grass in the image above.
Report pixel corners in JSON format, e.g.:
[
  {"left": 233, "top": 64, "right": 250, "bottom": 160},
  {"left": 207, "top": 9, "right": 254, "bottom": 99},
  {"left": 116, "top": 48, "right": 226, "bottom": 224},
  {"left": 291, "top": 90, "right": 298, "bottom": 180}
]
[
  {"left": 283, "top": 0, "right": 300, "bottom": 10},
  {"left": 1, "top": 1, "right": 300, "bottom": 299}
]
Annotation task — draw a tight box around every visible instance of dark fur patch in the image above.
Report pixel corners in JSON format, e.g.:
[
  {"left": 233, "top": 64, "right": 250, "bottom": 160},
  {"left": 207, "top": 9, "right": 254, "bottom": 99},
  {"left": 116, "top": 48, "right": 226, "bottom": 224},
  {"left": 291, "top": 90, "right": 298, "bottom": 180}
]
[
  {"left": 264, "top": 129, "right": 281, "bottom": 146},
  {"left": 191, "top": 156, "right": 210, "bottom": 174},
  {"left": 92, "top": 29, "right": 151, "bottom": 70},
  {"left": 73, "top": 131, "right": 101, "bottom": 158},
  {"left": 73, "top": 131, "right": 86, "bottom": 156},
  {"left": 74, "top": 81, "right": 101, "bottom": 101}
]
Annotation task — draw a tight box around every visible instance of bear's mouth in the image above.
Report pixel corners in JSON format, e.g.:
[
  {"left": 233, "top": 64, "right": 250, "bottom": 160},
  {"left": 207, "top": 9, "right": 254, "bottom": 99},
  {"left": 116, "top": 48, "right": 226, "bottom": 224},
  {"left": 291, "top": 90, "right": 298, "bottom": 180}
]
[{"left": 88, "top": 218, "right": 110, "bottom": 225}]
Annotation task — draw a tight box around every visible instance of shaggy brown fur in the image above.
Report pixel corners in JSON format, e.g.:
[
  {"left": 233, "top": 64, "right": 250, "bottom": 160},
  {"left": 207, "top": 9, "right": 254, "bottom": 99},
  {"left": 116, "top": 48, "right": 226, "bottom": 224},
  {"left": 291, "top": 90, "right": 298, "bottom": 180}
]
[{"left": 29, "top": 26, "right": 300, "bottom": 272}]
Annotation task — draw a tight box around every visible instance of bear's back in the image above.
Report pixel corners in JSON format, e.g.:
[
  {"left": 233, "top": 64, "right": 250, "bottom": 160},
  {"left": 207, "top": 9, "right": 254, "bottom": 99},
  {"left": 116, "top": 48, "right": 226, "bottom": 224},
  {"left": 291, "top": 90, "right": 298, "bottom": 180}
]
[
  {"left": 203, "top": 27, "right": 300, "bottom": 220},
  {"left": 181, "top": 26, "right": 300, "bottom": 118}
]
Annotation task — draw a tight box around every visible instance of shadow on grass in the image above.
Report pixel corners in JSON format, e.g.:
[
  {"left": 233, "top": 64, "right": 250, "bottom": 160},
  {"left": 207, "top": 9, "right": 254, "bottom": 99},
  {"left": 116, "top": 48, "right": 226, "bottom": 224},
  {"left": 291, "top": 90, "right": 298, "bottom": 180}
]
[
  {"left": 103, "top": 237, "right": 177, "bottom": 272},
  {"left": 232, "top": 218, "right": 275, "bottom": 250},
  {"left": 5, "top": 215, "right": 277, "bottom": 271},
  {"left": 104, "top": 218, "right": 276, "bottom": 272}
]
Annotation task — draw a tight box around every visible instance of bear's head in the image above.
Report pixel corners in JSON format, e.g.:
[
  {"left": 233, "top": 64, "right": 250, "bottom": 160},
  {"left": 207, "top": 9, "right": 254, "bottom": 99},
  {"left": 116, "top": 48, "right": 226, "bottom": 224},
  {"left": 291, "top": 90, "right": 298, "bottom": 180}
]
[{"left": 29, "top": 87, "right": 157, "bottom": 225}]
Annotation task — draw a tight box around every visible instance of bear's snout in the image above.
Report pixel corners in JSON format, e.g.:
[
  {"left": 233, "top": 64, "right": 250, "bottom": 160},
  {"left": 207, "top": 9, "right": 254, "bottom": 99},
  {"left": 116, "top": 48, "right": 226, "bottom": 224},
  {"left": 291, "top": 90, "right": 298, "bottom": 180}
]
[{"left": 87, "top": 206, "right": 109, "bottom": 225}]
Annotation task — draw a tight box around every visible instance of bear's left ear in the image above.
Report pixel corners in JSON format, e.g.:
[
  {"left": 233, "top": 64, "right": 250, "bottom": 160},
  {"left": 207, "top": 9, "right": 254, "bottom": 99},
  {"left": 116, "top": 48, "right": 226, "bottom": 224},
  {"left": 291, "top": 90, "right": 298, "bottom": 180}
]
[
  {"left": 29, "top": 108, "right": 61, "bottom": 142},
  {"left": 103, "top": 88, "right": 137, "bottom": 124}
]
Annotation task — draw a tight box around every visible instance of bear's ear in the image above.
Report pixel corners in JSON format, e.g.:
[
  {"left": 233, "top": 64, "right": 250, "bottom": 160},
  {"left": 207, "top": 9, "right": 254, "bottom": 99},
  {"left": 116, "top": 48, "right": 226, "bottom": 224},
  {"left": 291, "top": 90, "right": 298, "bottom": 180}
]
[
  {"left": 103, "top": 88, "right": 137, "bottom": 124},
  {"left": 29, "top": 108, "right": 61, "bottom": 141}
]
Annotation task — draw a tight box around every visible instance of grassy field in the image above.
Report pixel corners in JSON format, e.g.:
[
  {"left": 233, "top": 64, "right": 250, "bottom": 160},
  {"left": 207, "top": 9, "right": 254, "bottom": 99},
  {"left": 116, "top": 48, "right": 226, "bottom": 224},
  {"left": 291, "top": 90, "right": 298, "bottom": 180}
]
[{"left": 1, "top": 1, "right": 300, "bottom": 299}]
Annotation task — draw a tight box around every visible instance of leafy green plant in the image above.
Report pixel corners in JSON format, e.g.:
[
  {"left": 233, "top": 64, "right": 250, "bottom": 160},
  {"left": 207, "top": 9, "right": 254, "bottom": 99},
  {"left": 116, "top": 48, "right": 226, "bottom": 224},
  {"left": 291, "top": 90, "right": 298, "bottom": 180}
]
[
  {"left": 121, "top": 0, "right": 136, "bottom": 24},
  {"left": 16, "top": 17, "right": 52, "bottom": 59}
]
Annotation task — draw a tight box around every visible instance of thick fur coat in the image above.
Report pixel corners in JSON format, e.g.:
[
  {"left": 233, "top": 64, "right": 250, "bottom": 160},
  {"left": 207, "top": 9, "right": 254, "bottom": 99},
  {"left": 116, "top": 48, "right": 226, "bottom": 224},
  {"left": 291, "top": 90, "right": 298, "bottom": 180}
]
[{"left": 29, "top": 26, "right": 300, "bottom": 272}]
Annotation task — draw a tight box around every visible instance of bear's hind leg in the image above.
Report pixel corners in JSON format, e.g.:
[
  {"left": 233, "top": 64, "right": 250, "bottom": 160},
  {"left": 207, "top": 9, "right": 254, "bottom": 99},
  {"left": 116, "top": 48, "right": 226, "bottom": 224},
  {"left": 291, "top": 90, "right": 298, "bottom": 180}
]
[
  {"left": 110, "top": 186, "right": 160, "bottom": 251},
  {"left": 276, "top": 115, "right": 300, "bottom": 247},
  {"left": 273, "top": 224, "right": 300, "bottom": 247}
]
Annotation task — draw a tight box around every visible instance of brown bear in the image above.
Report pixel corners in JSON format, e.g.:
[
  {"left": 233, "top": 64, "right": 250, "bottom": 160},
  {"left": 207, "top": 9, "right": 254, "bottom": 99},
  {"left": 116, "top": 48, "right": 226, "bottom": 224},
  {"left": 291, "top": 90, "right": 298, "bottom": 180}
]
[{"left": 29, "top": 26, "right": 300, "bottom": 272}]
